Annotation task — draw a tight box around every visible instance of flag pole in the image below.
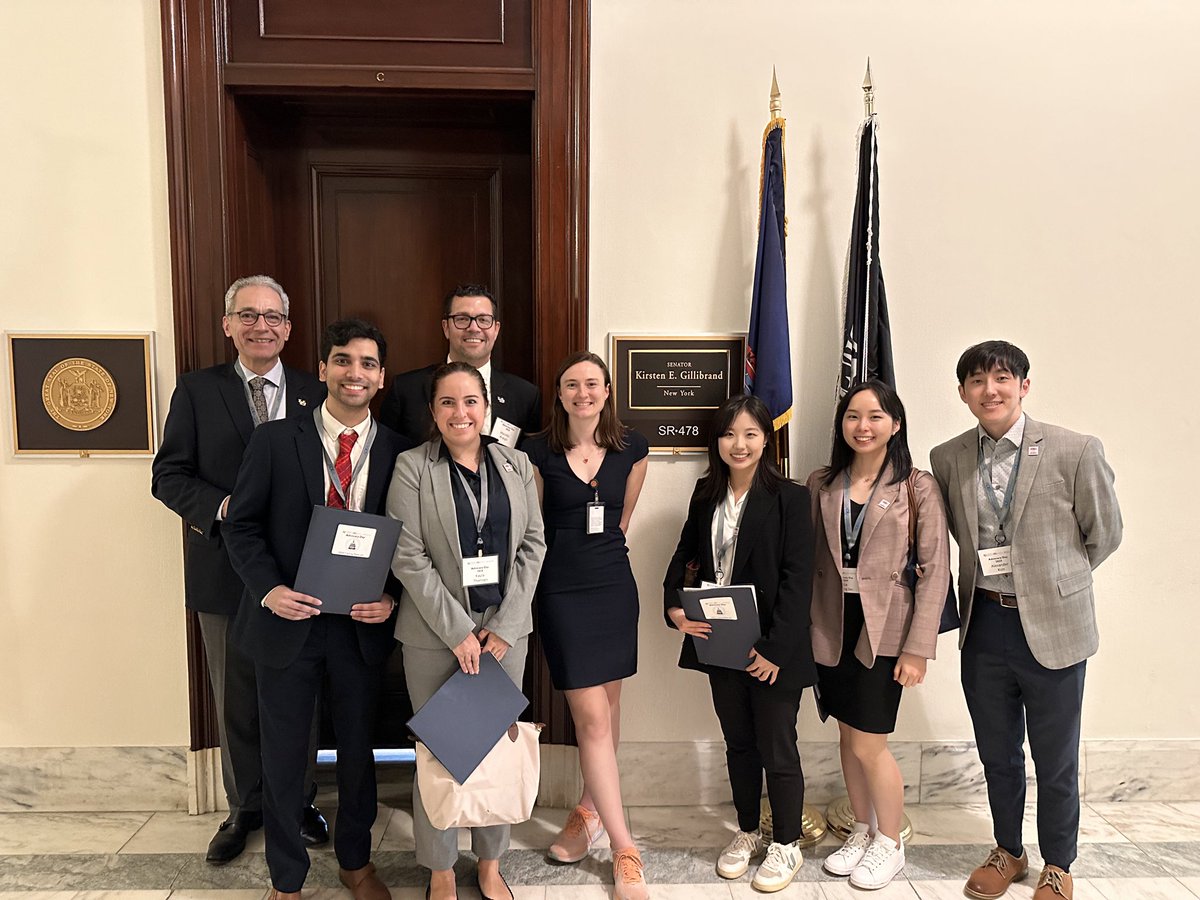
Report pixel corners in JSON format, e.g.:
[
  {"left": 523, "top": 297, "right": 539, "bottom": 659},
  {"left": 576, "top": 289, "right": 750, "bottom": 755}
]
[{"left": 768, "top": 69, "right": 792, "bottom": 480}]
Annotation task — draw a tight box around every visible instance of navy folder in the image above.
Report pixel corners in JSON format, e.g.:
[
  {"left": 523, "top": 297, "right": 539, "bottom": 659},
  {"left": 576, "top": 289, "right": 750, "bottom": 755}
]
[
  {"left": 407, "top": 652, "right": 530, "bottom": 785},
  {"left": 293, "top": 505, "right": 402, "bottom": 615},
  {"left": 678, "top": 585, "right": 762, "bottom": 671}
]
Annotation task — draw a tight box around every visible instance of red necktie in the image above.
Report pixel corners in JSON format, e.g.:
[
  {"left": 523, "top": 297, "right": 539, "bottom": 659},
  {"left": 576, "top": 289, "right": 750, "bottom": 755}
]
[{"left": 327, "top": 430, "right": 359, "bottom": 509}]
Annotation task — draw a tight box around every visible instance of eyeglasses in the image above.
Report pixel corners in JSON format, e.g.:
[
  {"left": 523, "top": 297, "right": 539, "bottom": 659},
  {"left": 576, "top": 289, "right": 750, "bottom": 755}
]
[
  {"left": 232, "top": 309, "right": 287, "bottom": 327},
  {"left": 445, "top": 314, "right": 496, "bottom": 330}
]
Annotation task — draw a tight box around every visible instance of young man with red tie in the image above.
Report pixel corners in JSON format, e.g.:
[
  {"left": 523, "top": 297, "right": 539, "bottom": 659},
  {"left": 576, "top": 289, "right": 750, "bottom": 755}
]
[{"left": 225, "top": 319, "right": 412, "bottom": 900}]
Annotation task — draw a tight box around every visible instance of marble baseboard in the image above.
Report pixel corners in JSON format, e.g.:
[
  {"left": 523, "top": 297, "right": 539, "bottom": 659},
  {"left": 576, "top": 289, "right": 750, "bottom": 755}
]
[
  {"left": 5, "top": 740, "right": 1199, "bottom": 812},
  {"left": 0, "top": 748, "right": 188, "bottom": 813}
]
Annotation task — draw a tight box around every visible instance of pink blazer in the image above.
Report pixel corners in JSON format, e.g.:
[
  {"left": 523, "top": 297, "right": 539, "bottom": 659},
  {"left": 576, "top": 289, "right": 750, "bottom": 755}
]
[{"left": 805, "top": 465, "right": 950, "bottom": 668}]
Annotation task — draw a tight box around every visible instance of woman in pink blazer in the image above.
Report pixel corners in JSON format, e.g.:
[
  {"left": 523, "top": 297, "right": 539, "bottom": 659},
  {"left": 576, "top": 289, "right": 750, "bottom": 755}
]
[{"left": 804, "top": 380, "right": 950, "bottom": 890}]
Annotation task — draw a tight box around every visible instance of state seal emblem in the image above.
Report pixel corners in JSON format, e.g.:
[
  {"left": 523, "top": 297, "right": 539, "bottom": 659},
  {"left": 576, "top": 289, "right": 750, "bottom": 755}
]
[{"left": 41, "top": 358, "right": 118, "bottom": 431}]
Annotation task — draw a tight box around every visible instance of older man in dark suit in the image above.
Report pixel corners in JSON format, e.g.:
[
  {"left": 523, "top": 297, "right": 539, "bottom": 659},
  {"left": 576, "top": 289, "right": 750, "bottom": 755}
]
[
  {"left": 152, "top": 275, "right": 329, "bottom": 863},
  {"left": 378, "top": 284, "right": 541, "bottom": 446},
  {"left": 931, "top": 340, "right": 1122, "bottom": 900},
  {"left": 225, "top": 318, "right": 411, "bottom": 900}
]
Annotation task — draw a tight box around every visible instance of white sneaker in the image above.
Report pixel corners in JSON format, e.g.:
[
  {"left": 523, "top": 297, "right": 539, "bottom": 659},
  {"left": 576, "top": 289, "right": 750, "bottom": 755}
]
[
  {"left": 849, "top": 833, "right": 905, "bottom": 890},
  {"left": 716, "top": 829, "right": 765, "bottom": 879},
  {"left": 751, "top": 839, "right": 803, "bottom": 892},
  {"left": 823, "top": 822, "right": 872, "bottom": 876}
]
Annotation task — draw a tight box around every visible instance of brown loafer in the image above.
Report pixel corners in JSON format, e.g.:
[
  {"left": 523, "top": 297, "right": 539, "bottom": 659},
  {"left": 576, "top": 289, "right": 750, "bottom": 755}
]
[
  {"left": 339, "top": 862, "right": 391, "bottom": 900},
  {"left": 965, "top": 846, "right": 1029, "bottom": 899},
  {"left": 1033, "top": 864, "right": 1073, "bottom": 899}
]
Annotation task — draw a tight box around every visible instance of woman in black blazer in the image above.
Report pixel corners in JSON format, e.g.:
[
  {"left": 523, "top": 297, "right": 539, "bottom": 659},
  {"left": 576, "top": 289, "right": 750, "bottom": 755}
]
[{"left": 663, "top": 395, "right": 816, "bottom": 893}]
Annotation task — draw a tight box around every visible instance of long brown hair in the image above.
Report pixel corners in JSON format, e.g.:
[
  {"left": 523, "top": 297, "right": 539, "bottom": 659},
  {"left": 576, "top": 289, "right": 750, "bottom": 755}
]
[
  {"left": 426, "top": 361, "right": 488, "bottom": 442},
  {"left": 539, "top": 351, "right": 628, "bottom": 453}
]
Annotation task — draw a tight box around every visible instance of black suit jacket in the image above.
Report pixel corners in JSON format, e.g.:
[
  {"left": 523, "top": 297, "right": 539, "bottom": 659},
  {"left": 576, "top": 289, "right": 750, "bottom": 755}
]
[
  {"left": 663, "top": 479, "right": 817, "bottom": 691},
  {"left": 223, "top": 413, "right": 413, "bottom": 670},
  {"left": 378, "top": 362, "right": 542, "bottom": 446},
  {"left": 151, "top": 363, "right": 326, "bottom": 615}
]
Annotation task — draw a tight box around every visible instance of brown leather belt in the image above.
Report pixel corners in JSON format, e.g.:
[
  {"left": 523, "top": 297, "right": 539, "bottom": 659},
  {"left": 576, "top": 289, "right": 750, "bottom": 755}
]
[{"left": 976, "top": 588, "right": 1018, "bottom": 609}]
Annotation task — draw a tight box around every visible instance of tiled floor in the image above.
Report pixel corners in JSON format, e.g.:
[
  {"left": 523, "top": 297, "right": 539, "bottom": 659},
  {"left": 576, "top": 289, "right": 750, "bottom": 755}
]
[{"left": 2, "top": 801, "right": 1200, "bottom": 897}]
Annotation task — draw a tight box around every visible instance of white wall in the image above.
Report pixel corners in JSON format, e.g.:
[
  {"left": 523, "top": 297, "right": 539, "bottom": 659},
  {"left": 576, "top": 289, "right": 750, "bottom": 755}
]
[
  {"left": 592, "top": 0, "right": 1200, "bottom": 742},
  {"left": 0, "top": 0, "right": 186, "bottom": 746},
  {"left": 0, "top": 0, "right": 1194, "bottom": 753}
]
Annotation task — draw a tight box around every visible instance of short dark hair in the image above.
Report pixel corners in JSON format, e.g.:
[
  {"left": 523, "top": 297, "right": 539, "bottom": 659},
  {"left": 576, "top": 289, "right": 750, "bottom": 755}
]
[
  {"left": 955, "top": 340, "right": 1030, "bottom": 384},
  {"left": 822, "top": 380, "right": 912, "bottom": 487},
  {"left": 320, "top": 318, "right": 387, "bottom": 366},
  {"left": 442, "top": 284, "right": 498, "bottom": 319},
  {"left": 695, "top": 394, "right": 786, "bottom": 504}
]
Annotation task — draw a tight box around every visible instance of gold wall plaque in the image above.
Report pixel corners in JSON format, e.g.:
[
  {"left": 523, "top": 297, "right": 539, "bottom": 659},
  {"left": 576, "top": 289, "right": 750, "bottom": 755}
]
[
  {"left": 7, "top": 332, "right": 156, "bottom": 456},
  {"left": 41, "top": 358, "right": 118, "bottom": 431}
]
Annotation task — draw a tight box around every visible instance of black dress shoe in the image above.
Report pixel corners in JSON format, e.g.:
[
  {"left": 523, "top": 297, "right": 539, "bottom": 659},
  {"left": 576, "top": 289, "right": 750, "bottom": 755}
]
[
  {"left": 205, "top": 811, "right": 263, "bottom": 865},
  {"left": 479, "top": 871, "right": 513, "bottom": 900},
  {"left": 300, "top": 803, "right": 329, "bottom": 846}
]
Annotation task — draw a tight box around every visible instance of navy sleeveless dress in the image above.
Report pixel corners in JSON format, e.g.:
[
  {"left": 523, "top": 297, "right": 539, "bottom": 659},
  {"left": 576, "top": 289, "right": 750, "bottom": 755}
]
[{"left": 525, "top": 429, "right": 649, "bottom": 690}]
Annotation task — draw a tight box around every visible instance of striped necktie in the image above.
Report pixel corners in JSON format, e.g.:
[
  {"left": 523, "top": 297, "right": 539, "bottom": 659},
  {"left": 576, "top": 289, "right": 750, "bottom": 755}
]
[{"left": 327, "top": 430, "right": 359, "bottom": 509}]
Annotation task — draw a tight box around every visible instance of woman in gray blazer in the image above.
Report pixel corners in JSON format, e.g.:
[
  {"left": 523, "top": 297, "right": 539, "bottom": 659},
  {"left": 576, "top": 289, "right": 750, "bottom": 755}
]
[{"left": 387, "top": 362, "right": 547, "bottom": 900}]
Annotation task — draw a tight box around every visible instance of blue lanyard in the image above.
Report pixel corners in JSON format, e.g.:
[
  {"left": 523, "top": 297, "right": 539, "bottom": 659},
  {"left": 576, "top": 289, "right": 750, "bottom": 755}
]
[
  {"left": 314, "top": 409, "right": 376, "bottom": 509},
  {"left": 841, "top": 471, "right": 880, "bottom": 565},
  {"left": 977, "top": 437, "right": 1021, "bottom": 544}
]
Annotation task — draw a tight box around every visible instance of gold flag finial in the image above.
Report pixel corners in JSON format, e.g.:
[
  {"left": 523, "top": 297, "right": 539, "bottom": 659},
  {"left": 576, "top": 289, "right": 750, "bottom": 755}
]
[
  {"left": 862, "top": 58, "right": 874, "bottom": 117},
  {"left": 770, "top": 66, "right": 782, "bottom": 120}
]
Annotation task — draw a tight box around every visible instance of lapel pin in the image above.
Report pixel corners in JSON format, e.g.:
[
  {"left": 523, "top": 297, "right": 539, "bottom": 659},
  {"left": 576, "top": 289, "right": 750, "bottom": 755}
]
[
  {"left": 503, "top": 461, "right": 515, "bottom": 473},
  {"left": 1028, "top": 446, "right": 1039, "bottom": 456},
  {"left": 878, "top": 498, "right": 890, "bottom": 509},
  {"left": 298, "top": 398, "right": 308, "bottom": 407},
  {"left": 498, "top": 396, "right": 506, "bottom": 403}
]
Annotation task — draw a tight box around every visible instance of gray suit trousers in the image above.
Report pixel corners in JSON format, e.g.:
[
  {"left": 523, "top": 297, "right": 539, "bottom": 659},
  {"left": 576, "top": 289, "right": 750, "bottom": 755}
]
[{"left": 403, "top": 638, "right": 529, "bottom": 871}]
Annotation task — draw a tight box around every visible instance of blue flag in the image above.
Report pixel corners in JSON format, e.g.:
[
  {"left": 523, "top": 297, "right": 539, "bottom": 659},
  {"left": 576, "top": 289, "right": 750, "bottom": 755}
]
[{"left": 745, "top": 120, "right": 792, "bottom": 430}]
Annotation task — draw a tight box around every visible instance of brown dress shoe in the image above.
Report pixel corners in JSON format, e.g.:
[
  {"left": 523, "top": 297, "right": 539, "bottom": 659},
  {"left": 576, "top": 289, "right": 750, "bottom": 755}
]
[
  {"left": 965, "top": 846, "right": 1029, "bottom": 899},
  {"left": 339, "top": 862, "right": 391, "bottom": 900},
  {"left": 1033, "top": 865, "right": 1074, "bottom": 899},
  {"left": 266, "top": 890, "right": 301, "bottom": 900}
]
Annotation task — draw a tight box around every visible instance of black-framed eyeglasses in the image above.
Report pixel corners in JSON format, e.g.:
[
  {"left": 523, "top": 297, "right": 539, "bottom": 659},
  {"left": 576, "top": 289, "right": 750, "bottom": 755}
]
[
  {"left": 232, "top": 309, "right": 287, "bottom": 327},
  {"left": 444, "top": 313, "right": 496, "bottom": 330}
]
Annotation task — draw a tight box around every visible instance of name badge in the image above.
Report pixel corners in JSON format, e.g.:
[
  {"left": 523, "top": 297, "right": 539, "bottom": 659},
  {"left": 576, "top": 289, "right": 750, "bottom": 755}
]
[
  {"left": 699, "top": 580, "right": 719, "bottom": 590},
  {"left": 332, "top": 524, "right": 376, "bottom": 558},
  {"left": 977, "top": 546, "right": 1014, "bottom": 576},
  {"left": 462, "top": 554, "right": 500, "bottom": 587},
  {"left": 586, "top": 501, "right": 605, "bottom": 534},
  {"left": 700, "top": 596, "right": 737, "bottom": 620},
  {"left": 840, "top": 567, "right": 860, "bottom": 593},
  {"left": 489, "top": 416, "right": 521, "bottom": 448}
]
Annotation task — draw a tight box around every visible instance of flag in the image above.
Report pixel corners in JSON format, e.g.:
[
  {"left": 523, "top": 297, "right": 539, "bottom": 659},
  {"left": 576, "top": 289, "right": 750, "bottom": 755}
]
[
  {"left": 837, "top": 114, "right": 896, "bottom": 396},
  {"left": 745, "top": 117, "right": 792, "bottom": 430}
]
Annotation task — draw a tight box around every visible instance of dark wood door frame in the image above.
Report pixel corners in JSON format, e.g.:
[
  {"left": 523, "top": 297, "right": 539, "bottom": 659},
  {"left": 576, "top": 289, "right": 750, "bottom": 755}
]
[{"left": 160, "top": 0, "right": 588, "bottom": 750}]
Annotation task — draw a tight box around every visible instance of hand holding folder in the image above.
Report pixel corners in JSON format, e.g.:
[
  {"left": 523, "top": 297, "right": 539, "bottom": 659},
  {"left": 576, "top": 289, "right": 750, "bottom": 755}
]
[
  {"left": 677, "top": 584, "right": 762, "bottom": 671},
  {"left": 293, "top": 506, "right": 402, "bottom": 615},
  {"left": 407, "top": 653, "right": 530, "bottom": 785}
]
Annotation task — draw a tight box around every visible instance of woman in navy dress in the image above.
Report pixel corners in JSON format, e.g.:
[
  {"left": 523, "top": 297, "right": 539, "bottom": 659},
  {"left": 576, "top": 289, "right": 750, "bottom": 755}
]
[{"left": 523, "top": 351, "right": 650, "bottom": 900}]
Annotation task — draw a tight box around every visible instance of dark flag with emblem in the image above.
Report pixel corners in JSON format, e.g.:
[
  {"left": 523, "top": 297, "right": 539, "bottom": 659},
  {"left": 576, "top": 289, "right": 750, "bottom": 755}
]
[
  {"left": 837, "top": 113, "right": 896, "bottom": 396},
  {"left": 745, "top": 115, "right": 792, "bottom": 432}
]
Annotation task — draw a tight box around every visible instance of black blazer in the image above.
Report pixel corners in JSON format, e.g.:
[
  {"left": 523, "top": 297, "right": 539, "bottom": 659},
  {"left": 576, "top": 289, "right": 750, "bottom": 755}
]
[
  {"left": 223, "top": 413, "right": 412, "bottom": 670},
  {"left": 663, "top": 478, "right": 817, "bottom": 691},
  {"left": 378, "top": 362, "right": 542, "bottom": 446},
  {"left": 151, "top": 363, "right": 326, "bottom": 615}
]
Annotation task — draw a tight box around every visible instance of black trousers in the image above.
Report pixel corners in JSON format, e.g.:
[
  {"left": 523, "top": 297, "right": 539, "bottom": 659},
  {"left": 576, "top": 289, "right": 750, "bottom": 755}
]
[
  {"left": 257, "top": 615, "right": 384, "bottom": 891},
  {"left": 961, "top": 594, "right": 1086, "bottom": 870},
  {"left": 708, "top": 668, "right": 805, "bottom": 844}
]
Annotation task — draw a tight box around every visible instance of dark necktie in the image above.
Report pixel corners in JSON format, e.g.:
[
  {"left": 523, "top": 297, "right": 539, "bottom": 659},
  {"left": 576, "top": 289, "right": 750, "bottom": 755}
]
[
  {"left": 248, "top": 376, "right": 270, "bottom": 425},
  {"left": 327, "top": 430, "right": 359, "bottom": 509}
]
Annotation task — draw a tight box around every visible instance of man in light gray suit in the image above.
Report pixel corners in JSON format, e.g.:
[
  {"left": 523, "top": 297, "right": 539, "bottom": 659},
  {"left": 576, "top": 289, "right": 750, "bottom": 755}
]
[{"left": 931, "top": 341, "right": 1121, "bottom": 900}]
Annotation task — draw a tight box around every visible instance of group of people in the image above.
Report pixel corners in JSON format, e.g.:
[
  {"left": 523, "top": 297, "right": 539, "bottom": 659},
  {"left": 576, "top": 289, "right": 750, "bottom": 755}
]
[{"left": 153, "top": 274, "right": 1122, "bottom": 900}]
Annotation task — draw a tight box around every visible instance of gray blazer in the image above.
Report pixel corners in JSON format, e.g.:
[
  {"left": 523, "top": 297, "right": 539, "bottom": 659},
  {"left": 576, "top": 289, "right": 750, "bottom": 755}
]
[
  {"left": 930, "top": 415, "right": 1122, "bottom": 669},
  {"left": 387, "top": 439, "right": 546, "bottom": 651}
]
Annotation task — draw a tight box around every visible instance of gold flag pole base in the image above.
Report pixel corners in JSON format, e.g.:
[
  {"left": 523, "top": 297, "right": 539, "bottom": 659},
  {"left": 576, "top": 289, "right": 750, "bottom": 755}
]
[
  {"left": 759, "top": 797, "right": 827, "bottom": 849},
  {"left": 824, "top": 795, "right": 913, "bottom": 844}
]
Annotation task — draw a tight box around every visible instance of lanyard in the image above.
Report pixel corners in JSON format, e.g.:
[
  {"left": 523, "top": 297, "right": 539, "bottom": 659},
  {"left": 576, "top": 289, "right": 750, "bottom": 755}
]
[
  {"left": 452, "top": 454, "right": 490, "bottom": 556},
  {"left": 234, "top": 360, "right": 285, "bottom": 426},
  {"left": 977, "top": 437, "right": 1022, "bottom": 544},
  {"left": 314, "top": 408, "right": 376, "bottom": 509},
  {"left": 841, "top": 471, "right": 881, "bottom": 565},
  {"left": 715, "top": 492, "right": 745, "bottom": 584}
]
